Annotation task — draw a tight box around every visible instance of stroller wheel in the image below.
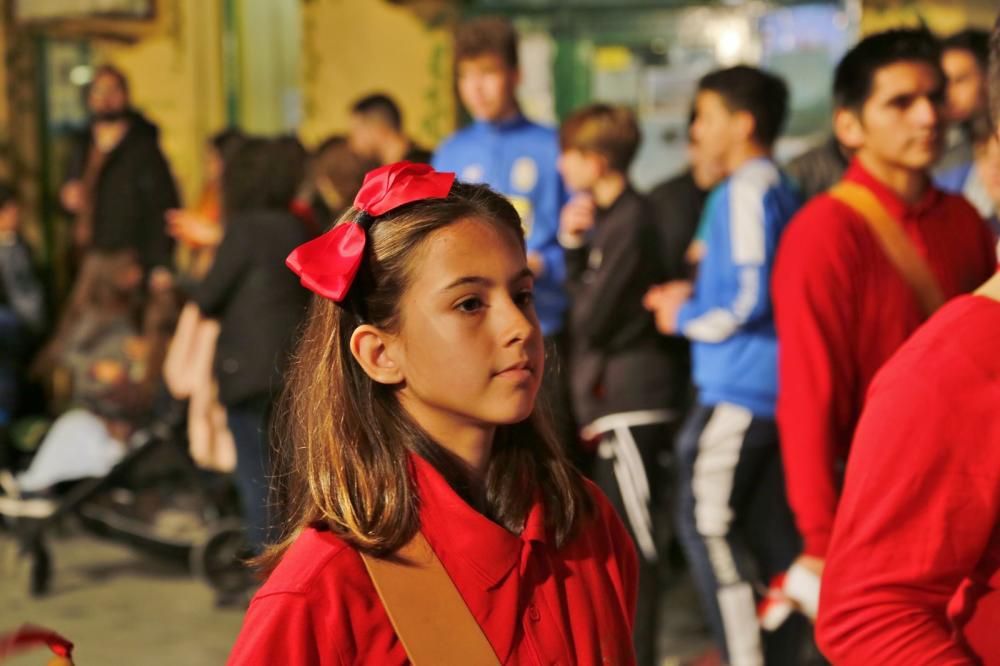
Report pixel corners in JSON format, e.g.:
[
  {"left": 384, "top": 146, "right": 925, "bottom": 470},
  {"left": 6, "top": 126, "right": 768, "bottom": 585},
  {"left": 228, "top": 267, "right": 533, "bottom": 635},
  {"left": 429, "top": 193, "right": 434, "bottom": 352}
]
[{"left": 190, "top": 519, "right": 249, "bottom": 593}]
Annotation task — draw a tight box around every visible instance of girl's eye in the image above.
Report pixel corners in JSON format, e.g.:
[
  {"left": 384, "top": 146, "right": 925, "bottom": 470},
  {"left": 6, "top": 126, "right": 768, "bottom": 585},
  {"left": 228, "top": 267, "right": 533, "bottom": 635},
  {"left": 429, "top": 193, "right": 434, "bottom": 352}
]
[
  {"left": 456, "top": 296, "right": 484, "bottom": 313},
  {"left": 515, "top": 289, "right": 534, "bottom": 308}
]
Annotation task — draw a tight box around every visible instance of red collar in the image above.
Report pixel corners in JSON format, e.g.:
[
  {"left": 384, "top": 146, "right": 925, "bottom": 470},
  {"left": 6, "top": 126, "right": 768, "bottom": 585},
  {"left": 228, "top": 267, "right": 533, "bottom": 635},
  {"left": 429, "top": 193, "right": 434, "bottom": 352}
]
[
  {"left": 844, "top": 158, "right": 942, "bottom": 220},
  {"left": 410, "top": 452, "right": 547, "bottom": 589}
]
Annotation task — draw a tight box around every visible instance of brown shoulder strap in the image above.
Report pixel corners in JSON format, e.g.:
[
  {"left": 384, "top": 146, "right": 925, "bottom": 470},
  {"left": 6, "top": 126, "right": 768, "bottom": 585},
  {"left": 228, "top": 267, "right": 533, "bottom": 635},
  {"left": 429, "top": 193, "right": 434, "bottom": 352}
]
[
  {"left": 829, "top": 181, "right": 946, "bottom": 317},
  {"left": 360, "top": 531, "right": 501, "bottom": 665}
]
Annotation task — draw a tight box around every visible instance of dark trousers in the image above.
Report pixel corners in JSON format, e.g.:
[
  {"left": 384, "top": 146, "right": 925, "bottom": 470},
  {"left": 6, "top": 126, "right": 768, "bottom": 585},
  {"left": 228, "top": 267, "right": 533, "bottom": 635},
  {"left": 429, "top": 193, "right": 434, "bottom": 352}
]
[
  {"left": 227, "top": 397, "right": 272, "bottom": 553},
  {"left": 592, "top": 418, "right": 674, "bottom": 666},
  {"left": 675, "top": 402, "right": 806, "bottom": 665}
]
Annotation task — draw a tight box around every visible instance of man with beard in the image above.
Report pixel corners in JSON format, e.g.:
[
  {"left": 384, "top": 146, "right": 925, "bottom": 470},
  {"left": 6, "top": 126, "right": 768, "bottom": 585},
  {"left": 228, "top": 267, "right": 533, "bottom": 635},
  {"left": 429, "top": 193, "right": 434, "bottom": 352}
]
[{"left": 61, "top": 65, "right": 179, "bottom": 277}]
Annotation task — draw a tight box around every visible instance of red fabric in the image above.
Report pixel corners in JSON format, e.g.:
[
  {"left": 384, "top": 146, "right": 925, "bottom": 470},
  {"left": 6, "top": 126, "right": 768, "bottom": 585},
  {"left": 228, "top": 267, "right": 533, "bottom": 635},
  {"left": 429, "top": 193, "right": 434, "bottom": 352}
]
[
  {"left": 0, "top": 625, "right": 74, "bottom": 659},
  {"left": 227, "top": 454, "right": 638, "bottom": 665},
  {"left": 772, "top": 159, "right": 996, "bottom": 558},
  {"left": 286, "top": 222, "right": 367, "bottom": 301},
  {"left": 816, "top": 294, "right": 1000, "bottom": 665},
  {"left": 286, "top": 162, "right": 455, "bottom": 302},
  {"left": 352, "top": 161, "right": 454, "bottom": 217}
]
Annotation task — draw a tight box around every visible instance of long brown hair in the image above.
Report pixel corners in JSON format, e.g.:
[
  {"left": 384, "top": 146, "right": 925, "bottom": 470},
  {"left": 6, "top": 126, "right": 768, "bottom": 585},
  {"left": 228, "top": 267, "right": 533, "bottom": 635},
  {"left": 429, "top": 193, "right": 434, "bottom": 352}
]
[{"left": 258, "top": 182, "right": 592, "bottom": 571}]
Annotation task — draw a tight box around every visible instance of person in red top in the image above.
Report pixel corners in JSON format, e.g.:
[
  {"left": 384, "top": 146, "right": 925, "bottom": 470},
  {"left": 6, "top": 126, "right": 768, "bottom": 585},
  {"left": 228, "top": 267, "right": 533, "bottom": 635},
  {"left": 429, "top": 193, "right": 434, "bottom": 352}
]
[
  {"left": 816, "top": 16, "right": 1000, "bottom": 663},
  {"left": 227, "top": 163, "right": 638, "bottom": 665},
  {"left": 772, "top": 29, "right": 996, "bottom": 592},
  {"left": 816, "top": 274, "right": 1000, "bottom": 663}
]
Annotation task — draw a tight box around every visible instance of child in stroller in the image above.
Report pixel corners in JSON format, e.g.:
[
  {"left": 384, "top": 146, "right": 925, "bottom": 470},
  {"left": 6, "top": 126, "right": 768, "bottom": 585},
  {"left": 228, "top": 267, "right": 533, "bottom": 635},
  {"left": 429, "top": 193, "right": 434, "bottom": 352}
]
[{"left": 0, "top": 250, "right": 248, "bottom": 601}]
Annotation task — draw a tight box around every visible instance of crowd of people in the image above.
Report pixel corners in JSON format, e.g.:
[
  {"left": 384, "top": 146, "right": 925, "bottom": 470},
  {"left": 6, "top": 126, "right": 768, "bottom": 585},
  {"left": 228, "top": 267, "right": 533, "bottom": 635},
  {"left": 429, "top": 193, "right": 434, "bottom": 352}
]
[{"left": 0, "top": 11, "right": 998, "bottom": 666}]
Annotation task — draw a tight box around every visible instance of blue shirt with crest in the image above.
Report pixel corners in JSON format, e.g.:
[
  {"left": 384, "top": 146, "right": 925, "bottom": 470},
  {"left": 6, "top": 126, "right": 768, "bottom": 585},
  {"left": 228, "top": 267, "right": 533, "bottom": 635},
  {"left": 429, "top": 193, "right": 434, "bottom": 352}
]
[{"left": 433, "top": 115, "right": 568, "bottom": 336}]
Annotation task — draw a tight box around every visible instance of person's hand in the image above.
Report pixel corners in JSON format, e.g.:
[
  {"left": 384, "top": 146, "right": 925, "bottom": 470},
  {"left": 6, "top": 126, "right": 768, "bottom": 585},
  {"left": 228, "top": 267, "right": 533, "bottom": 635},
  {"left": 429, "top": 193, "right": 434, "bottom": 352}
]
[
  {"left": 166, "top": 209, "right": 222, "bottom": 247},
  {"left": 61, "top": 180, "right": 84, "bottom": 214},
  {"left": 527, "top": 251, "right": 545, "bottom": 277},
  {"left": 149, "top": 267, "right": 174, "bottom": 294},
  {"left": 643, "top": 280, "right": 693, "bottom": 334},
  {"left": 793, "top": 554, "right": 825, "bottom": 577},
  {"left": 559, "top": 194, "right": 596, "bottom": 242}
]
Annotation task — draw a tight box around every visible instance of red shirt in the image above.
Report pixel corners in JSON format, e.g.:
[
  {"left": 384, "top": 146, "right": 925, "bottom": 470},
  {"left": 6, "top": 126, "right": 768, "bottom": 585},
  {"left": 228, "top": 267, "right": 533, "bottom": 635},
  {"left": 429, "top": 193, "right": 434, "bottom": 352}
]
[
  {"left": 772, "top": 160, "right": 995, "bottom": 557},
  {"left": 227, "top": 454, "right": 638, "bottom": 665},
  {"left": 817, "top": 294, "right": 1000, "bottom": 664}
]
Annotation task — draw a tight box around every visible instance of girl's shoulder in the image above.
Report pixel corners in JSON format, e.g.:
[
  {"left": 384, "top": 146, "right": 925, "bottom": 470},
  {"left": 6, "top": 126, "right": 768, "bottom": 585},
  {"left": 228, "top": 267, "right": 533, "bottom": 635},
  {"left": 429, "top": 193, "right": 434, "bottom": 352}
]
[
  {"left": 574, "top": 478, "right": 635, "bottom": 554},
  {"left": 255, "top": 526, "right": 368, "bottom": 600},
  {"left": 229, "top": 528, "right": 395, "bottom": 665}
]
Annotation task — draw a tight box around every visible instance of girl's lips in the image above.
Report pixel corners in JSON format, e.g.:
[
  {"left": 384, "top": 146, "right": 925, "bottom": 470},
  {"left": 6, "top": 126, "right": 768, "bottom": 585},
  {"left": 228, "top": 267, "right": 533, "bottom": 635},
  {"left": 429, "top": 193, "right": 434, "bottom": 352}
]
[{"left": 494, "top": 360, "right": 534, "bottom": 381}]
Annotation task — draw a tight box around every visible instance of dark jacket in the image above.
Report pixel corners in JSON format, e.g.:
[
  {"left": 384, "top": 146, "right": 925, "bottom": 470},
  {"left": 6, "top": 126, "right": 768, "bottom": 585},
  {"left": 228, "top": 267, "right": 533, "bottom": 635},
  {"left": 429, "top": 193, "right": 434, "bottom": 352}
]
[
  {"left": 66, "top": 111, "right": 179, "bottom": 271},
  {"left": 784, "top": 135, "right": 849, "bottom": 203},
  {"left": 566, "top": 187, "right": 684, "bottom": 426},
  {"left": 647, "top": 170, "right": 706, "bottom": 283},
  {"left": 195, "top": 209, "right": 312, "bottom": 407}
]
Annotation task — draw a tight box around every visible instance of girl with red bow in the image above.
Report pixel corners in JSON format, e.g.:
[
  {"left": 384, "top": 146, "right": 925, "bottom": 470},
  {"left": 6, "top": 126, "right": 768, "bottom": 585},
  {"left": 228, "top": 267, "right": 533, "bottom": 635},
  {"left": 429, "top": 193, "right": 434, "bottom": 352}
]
[{"left": 227, "top": 162, "right": 638, "bottom": 665}]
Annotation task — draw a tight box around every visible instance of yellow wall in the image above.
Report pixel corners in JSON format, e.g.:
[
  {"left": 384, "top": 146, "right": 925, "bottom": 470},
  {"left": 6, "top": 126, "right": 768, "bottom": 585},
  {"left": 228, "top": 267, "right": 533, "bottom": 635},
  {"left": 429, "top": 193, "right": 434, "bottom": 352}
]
[
  {"left": 91, "top": 0, "right": 226, "bottom": 205},
  {"left": 0, "top": 12, "right": 9, "bottom": 179},
  {"left": 233, "top": 0, "right": 301, "bottom": 134},
  {"left": 862, "top": 0, "right": 997, "bottom": 35},
  {"left": 300, "top": 0, "right": 455, "bottom": 150}
]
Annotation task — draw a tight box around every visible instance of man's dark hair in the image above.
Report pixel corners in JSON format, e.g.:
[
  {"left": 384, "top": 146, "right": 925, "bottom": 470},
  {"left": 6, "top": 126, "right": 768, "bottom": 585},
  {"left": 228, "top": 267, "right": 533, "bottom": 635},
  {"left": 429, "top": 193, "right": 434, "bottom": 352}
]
[
  {"left": 454, "top": 16, "right": 518, "bottom": 69},
  {"left": 942, "top": 28, "right": 990, "bottom": 71},
  {"left": 89, "top": 64, "right": 130, "bottom": 98},
  {"left": 351, "top": 94, "right": 403, "bottom": 132},
  {"left": 833, "top": 29, "right": 942, "bottom": 112},
  {"left": 990, "top": 14, "right": 1000, "bottom": 130},
  {"left": 223, "top": 135, "right": 306, "bottom": 216},
  {"left": 0, "top": 182, "right": 15, "bottom": 209},
  {"left": 698, "top": 65, "right": 789, "bottom": 148},
  {"left": 209, "top": 127, "right": 245, "bottom": 160}
]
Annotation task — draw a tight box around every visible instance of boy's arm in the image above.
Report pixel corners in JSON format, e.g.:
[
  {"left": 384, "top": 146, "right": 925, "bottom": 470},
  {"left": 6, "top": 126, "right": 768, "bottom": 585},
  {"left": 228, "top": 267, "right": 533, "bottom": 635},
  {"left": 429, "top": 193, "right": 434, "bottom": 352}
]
[
  {"left": 675, "top": 185, "right": 772, "bottom": 342},
  {"left": 772, "top": 211, "right": 857, "bottom": 558}
]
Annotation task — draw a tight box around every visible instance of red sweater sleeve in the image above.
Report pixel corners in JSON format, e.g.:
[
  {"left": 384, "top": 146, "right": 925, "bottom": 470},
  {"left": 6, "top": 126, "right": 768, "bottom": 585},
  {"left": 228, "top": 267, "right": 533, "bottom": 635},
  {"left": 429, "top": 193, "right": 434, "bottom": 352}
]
[
  {"left": 817, "top": 318, "right": 1000, "bottom": 665},
  {"left": 227, "top": 592, "right": 325, "bottom": 666},
  {"left": 772, "top": 205, "right": 859, "bottom": 557}
]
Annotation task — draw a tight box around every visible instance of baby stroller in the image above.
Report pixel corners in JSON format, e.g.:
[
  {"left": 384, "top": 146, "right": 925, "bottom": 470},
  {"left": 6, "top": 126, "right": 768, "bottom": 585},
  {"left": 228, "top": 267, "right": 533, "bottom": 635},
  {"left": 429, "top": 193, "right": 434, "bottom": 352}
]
[{"left": 1, "top": 401, "right": 250, "bottom": 599}]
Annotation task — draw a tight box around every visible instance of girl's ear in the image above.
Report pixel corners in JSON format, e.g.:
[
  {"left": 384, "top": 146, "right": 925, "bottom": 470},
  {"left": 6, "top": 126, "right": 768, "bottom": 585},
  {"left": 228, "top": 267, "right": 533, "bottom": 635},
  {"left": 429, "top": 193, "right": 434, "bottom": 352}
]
[{"left": 349, "top": 324, "right": 404, "bottom": 385}]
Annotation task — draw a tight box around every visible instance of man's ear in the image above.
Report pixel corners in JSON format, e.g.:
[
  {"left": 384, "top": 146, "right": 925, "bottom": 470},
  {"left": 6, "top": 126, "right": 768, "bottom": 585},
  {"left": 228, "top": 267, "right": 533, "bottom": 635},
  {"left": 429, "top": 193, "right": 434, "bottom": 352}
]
[
  {"left": 349, "top": 324, "right": 404, "bottom": 385},
  {"left": 733, "top": 110, "right": 757, "bottom": 144},
  {"left": 833, "top": 107, "right": 865, "bottom": 151}
]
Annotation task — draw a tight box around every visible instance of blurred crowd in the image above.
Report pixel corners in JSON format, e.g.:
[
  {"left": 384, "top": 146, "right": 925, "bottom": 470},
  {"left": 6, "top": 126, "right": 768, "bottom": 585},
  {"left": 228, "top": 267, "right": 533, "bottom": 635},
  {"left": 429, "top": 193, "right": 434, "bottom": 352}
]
[{"left": 1, "top": 13, "right": 999, "bottom": 666}]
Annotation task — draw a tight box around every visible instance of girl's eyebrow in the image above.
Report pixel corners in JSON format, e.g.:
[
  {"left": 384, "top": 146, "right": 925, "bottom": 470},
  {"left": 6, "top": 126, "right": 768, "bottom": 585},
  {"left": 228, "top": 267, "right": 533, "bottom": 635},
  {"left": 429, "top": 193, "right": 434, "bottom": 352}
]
[{"left": 440, "top": 268, "right": 534, "bottom": 292}]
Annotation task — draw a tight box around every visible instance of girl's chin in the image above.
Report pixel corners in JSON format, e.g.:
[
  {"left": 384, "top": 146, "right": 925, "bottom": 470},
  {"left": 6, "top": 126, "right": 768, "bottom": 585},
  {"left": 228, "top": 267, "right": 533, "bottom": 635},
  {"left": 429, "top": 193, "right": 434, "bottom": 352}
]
[{"left": 486, "top": 403, "right": 536, "bottom": 426}]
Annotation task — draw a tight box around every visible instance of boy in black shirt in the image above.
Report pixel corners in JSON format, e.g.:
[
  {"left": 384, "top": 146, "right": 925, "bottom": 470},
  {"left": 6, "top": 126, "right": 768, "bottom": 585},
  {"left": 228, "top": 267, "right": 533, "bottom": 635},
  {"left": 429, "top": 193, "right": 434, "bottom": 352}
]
[{"left": 558, "top": 104, "right": 679, "bottom": 666}]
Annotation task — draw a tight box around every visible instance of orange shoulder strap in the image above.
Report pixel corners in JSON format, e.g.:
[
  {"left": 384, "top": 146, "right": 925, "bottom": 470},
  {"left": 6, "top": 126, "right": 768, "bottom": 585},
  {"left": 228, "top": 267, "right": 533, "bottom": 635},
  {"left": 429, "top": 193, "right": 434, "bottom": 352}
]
[
  {"left": 360, "top": 531, "right": 501, "bottom": 665},
  {"left": 829, "top": 181, "right": 946, "bottom": 318}
]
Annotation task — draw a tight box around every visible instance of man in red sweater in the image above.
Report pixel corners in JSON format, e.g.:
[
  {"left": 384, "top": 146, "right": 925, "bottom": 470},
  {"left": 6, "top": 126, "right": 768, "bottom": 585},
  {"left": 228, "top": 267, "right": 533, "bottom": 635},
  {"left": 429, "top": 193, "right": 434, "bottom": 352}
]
[
  {"left": 815, "top": 16, "right": 1000, "bottom": 663},
  {"left": 773, "top": 29, "right": 996, "bottom": 590}
]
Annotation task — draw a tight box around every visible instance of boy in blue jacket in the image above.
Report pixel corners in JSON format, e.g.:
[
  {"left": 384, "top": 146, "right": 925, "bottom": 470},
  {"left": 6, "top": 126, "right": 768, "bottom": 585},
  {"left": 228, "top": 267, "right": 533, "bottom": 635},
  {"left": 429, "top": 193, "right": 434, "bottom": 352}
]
[
  {"left": 432, "top": 16, "right": 567, "bottom": 338},
  {"left": 645, "top": 66, "right": 805, "bottom": 665},
  {"left": 433, "top": 16, "right": 575, "bottom": 454}
]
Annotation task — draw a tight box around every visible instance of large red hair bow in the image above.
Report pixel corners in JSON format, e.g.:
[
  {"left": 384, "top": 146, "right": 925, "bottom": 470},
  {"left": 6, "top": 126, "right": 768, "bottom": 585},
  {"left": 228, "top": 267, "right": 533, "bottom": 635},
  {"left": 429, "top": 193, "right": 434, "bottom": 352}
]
[{"left": 286, "top": 161, "right": 455, "bottom": 302}]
